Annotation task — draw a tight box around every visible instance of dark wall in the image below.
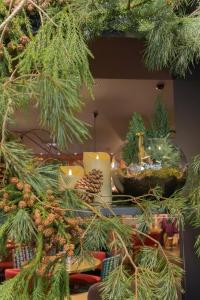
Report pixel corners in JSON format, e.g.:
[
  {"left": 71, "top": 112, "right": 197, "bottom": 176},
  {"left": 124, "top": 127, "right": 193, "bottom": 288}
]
[
  {"left": 89, "top": 37, "right": 171, "bottom": 79},
  {"left": 174, "top": 80, "right": 200, "bottom": 161}
]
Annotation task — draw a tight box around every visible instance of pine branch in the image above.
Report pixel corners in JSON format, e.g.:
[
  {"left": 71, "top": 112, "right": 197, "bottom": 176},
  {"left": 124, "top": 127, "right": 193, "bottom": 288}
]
[{"left": 0, "top": 0, "right": 27, "bottom": 32}]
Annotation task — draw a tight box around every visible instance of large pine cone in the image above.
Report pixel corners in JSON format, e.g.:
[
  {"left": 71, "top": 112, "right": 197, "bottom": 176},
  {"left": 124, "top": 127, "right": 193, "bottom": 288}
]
[{"left": 75, "top": 169, "right": 103, "bottom": 203}]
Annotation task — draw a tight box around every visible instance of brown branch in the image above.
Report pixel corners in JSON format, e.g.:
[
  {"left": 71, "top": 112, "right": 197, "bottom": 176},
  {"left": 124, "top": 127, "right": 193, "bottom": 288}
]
[
  {"left": 0, "top": 0, "right": 27, "bottom": 32},
  {"left": 0, "top": 0, "right": 14, "bottom": 43}
]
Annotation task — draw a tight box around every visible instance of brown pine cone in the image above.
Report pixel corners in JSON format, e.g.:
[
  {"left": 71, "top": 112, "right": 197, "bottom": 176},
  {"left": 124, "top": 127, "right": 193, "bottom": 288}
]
[
  {"left": 46, "top": 189, "right": 53, "bottom": 195},
  {"left": 3, "top": 205, "right": 11, "bottom": 212},
  {"left": 24, "top": 184, "right": 31, "bottom": 193},
  {"left": 27, "top": 199, "right": 34, "bottom": 207},
  {"left": 23, "top": 192, "right": 30, "bottom": 201},
  {"left": 66, "top": 217, "right": 78, "bottom": 227},
  {"left": 18, "top": 200, "right": 27, "bottom": 209},
  {"left": 34, "top": 209, "right": 41, "bottom": 218},
  {"left": 57, "top": 236, "right": 66, "bottom": 246},
  {"left": 10, "top": 177, "right": 19, "bottom": 185},
  {"left": 3, "top": 193, "right": 9, "bottom": 200},
  {"left": 43, "top": 227, "right": 55, "bottom": 237},
  {"left": 16, "top": 182, "right": 24, "bottom": 191},
  {"left": 47, "top": 213, "right": 56, "bottom": 223},
  {"left": 35, "top": 217, "right": 42, "bottom": 226},
  {"left": 37, "top": 225, "right": 44, "bottom": 232},
  {"left": 19, "top": 35, "right": 29, "bottom": 45},
  {"left": 67, "top": 250, "right": 74, "bottom": 257},
  {"left": 16, "top": 44, "right": 24, "bottom": 52}
]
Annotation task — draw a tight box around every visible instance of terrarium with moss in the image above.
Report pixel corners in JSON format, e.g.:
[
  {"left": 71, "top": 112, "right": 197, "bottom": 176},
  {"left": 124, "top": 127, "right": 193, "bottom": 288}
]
[{"left": 112, "top": 97, "right": 187, "bottom": 197}]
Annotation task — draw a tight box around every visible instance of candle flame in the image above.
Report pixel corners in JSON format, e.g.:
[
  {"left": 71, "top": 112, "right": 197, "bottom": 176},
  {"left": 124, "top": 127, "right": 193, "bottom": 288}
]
[
  {"left": 68, "top": 169, "right": 72, "bottom": 176},
  {"left": 96, "top": 154, "right": 100, "bottom": 160},
  {"left": 111, "top": 161, "right": 115, "bottom": 169}
]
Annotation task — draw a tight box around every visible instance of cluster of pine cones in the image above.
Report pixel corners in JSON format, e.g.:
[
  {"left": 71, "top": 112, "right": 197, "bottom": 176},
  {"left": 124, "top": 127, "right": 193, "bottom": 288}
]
[
  {"left": 75, "top": 169, "right": 103, "bottom": 203},
  {"left": 0, "top": 177, "right": 36, "bottom": 212},
  {"left": 0, "top": 177, "right": 85, "bottom": 276}
]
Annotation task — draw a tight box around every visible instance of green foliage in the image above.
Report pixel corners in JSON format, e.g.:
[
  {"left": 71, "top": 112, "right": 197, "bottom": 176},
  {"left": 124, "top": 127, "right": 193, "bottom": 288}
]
[
  {"left": 1, "top": 141, "right": 59, "bottom": 196},
  {"left": 146, "top": 137, "right": 181, "bottom": 167},
  {"left": 100, "top": 265, "right": 133, "bottom": 300},
  {"left": 8, "top": 209, "right": 37, "bottom": 243},
  {"left": 136, "top": 247, "right": 183, "bottom": 300},
  {"left": 122, "top": 112, "right": 146, "bottom": 165},
  {"left": 148, "top": 95, "right": 170, "bottom": 138}
]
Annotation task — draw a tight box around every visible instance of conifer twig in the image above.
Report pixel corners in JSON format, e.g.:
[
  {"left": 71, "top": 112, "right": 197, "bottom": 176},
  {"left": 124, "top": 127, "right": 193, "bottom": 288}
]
[{"left": 0, "top": 0, "right": 27, "bottom": 32}]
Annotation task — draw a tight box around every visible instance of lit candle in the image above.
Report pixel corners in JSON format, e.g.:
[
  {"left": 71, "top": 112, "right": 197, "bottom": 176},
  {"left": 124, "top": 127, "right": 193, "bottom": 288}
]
[
  {"left": 83, "top": 152, "right": 112, "bottom": 204},
  {"left": 60, "top": 166, "right": 84, "bottom": 190}
]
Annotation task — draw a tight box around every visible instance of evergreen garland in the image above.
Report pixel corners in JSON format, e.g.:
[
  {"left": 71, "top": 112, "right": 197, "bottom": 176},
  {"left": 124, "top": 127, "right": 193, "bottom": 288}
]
[{"left": 0, "top": 1, "right": 200, "bottom": 299}]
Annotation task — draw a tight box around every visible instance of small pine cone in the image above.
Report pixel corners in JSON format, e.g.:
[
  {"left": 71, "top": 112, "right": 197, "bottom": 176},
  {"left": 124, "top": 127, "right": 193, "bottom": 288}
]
[
  {"left": 24, "top": 184, "right": 31, "bottom": 193},
  {"left": 47, "top": 195, "right": 55, "bottom": 202},
  {"left": 47, "top": 213, "right": 56, "bottom": 223},
  {"left": 57, "top": 236, "right": 66, "bottom": 246},
  {"left": 3, "top": 193, "right": 9, "bottom": 200},
  {"left": 63, "top": 244, "right": 69, "bottom": 251},
  {"left": 3, "top": 205, "right": 11, "bottom": 213},
  {"left": 16, "top": 44, "right": 24, "bottom": 52},
  {"left": 27, "top": 199, "right": 34, "bottom": 207},
  {"left": 30, "top": 194, "right": 36, "bottom": 202},
  {"left": 10, "top": 177, "right": 19, "bottom": 185},
  {"left": 18, "top": 200, "right": 27, "bottom": 209},
  {"left": 67, "top": 250, "right": 74, "bottom": 257},
  {"left": 37, "top": 225, "right": 44, "bottom": 232},
  {"left": 7, "top": 42, "right": 15, "bottom": 51},
  {"left": 66, "top": 217, "right": 78, "bottom": 227},
  {"left": 46, "top": 189, "right": 53, "bottom": 195},
  {"left": 23, "top": 192, "right": 30, "bottom": 201},
  {"left": 69, "top": 244, "right": 75, "bottom": 251},
  {"left": 43, "top": 227, "right": 55, "bottom": 237},
  {"left": 16, "top": 182, "right": 24, "bottom": 191},
  {"left": 35, "top": 217, "right": 42, "bottom": 226},
  {"left": 19, "top": 35, "right": 29, "bottom": 45},
  {"left": 43, "top": 219, "right": 51, "bottom": 227},
  {"left": 34, "top": 209, "right": 41, "bottom": 218}
]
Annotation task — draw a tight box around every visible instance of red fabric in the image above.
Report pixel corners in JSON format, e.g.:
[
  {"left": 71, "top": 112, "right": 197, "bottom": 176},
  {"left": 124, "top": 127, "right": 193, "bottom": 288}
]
[
  {"left": 0, "top": 261, "right": 13, "bottom": 269},
  {"left": 70, "top": 273, "right": 101, "bottom": 284},
  {"left": 91, "top": 251, "right": 106, "bottom": 270},
  {"left": 5, "top": 268, "right": 20, "bottom": 280}
]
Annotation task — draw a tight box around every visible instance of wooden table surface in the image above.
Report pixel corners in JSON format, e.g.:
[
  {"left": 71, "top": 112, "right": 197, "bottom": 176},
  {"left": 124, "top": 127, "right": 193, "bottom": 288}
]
[{"left": 68, "top": 257, "right": 101, "bottom": 274}]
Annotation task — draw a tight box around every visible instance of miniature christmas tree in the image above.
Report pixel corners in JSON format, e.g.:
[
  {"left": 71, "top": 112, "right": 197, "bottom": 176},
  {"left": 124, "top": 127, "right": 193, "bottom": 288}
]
[
  {"left": 122, "top": 112, "right": 146, "bottom": 165},
  {"left": 148, "top": 95, "right": 170, "bottom": 138}
]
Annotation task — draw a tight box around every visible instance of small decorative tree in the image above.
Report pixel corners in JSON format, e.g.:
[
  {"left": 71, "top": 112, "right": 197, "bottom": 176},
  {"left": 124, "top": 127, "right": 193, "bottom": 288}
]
[
  {"left": 148, "top": 95, "right": 170, "bottom": 138},
  {"left": 122, "top": 112, "right": 146, "bottom": 165}
]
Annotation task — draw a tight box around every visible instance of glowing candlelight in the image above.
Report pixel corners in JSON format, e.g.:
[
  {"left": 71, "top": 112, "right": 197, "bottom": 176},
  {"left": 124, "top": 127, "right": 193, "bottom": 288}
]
[
  {"left": 83, "top": 152, "right": 112, "bottom": 204},
  {"left": 60, "top": 166, "right": 84, "bottom": 190}
]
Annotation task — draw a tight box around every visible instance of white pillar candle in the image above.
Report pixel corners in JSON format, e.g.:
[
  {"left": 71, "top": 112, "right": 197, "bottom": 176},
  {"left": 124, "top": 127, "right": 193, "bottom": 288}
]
[
  {"left": 60, "top": 166, "right": 84, "bottom": 190},
  {"left": 83, "top": 152, "right": 112, "bottom": 204}
]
